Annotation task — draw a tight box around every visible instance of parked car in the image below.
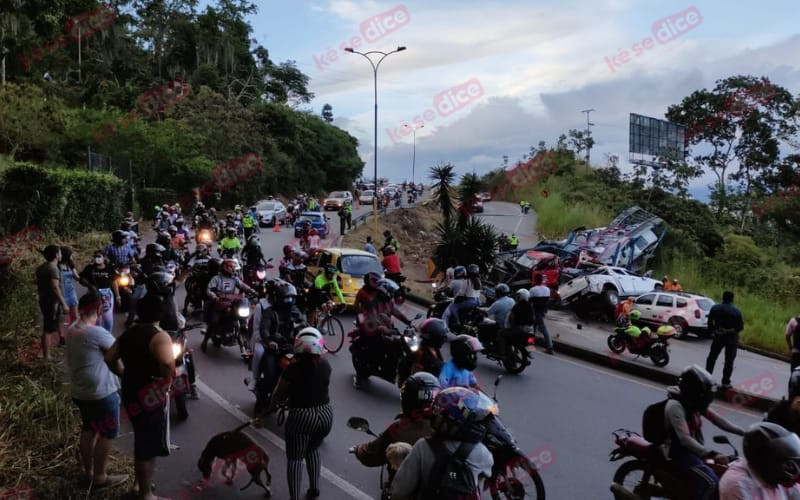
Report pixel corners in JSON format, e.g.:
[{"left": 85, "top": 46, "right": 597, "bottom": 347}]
[
  {"left": 323, "top": 191, "right": 353, "bottom": 210},
  {"left": 305, "top": 248, "right": 384, "bottom": 306},
  {"left": 293, "top": 211, "right": 330, "bottom": 239},
  {"left": 359, "top": 190, "right": 376, "bottom": 205},
  {"left": 559, "top": 265, "right": 663, "bottom": 309},
  {"left": 631, "top": 291, "right": 713, "bottom": 339},
  {"left": 256, "top": 200, "right": 287, "bottom": 227}
]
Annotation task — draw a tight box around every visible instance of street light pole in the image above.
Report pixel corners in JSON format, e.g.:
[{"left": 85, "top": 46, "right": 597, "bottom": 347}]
[
  {"left": 402, "top": 123, "right": 423, "bottom": 186},
  {"left": 344, "top": 46, "right": 406, "bottom": 243}
]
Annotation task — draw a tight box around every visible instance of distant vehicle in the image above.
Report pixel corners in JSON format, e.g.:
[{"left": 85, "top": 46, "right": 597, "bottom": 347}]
[
  {"left": 305, "top": 248, "right": 384, "bottom": 306},
  {"left": 294, "top": 211, "right": 330, "bottom": 239},
  {"left": 324, "top": 191, "right": 353, "bottom": 211},
  {"left": 631, "top": 291, "right": 713, "bottom": 339},
  {"left": 359, "top": 190, "right": 375, "bottom": 205},
  {"left": 478, "top": 192, "right": 492, "bottom": 202},
  {"left": 470, "top": 196, "right": 484, "bottom": 213},
  {"left": 535, "top": 206, "right": 666, "bottom": 273},
  {"left": 256, "top": 200, "right": 287, "bottom": 227},
  {"left": 559, "top": 265, "right": 662, "bottom": 310}
]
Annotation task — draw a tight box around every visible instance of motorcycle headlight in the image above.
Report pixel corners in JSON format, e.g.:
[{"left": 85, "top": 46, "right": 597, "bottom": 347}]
[
  {"left": 171, "top": 342, "right": 182, "bottom": 359},
  {"left": 256, "top": 270, "right": 266, "bottom": 280},
  {"left": 237, "top": 306, "right": 250, "bottom": 318},
  {"left": 118, "top": 275, "right": 130, "bottom": 287}
]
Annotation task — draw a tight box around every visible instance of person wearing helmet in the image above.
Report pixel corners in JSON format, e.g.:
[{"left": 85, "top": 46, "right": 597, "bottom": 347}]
[
  {"left": 154, "top": 210, "right": 171, "bottom": 233},
  {"left": 218, "top": 226, "right": 241, "bottom": 258},
  {"left": 663, "top": 365, "right": 745, "bottom": 499},
  {"left": 241, "top": 233, "right": 267, "bottom": 274},
  {"left": 479, "top": 283, "right": 516, "bottom": 357},
  {"left": 354, "top": 272, "right": 383, "bottom": 314},
  {"left": 671, "top": 278, "right": 683, "bottom": 292},
  {"left": 398, "top": 319, "right": 447, "bottom": 385},
  {"left": 242, "top": 207, "right": 257, "bottom": 240},
  {"left": 181, "top": 244, "right": 213, "bottom": 317},
  {"left": 440, "top": 335, "right": 482, "bottom": 389},
  {"left": 280, "top": 248, "right": 308, "bottom": 289},
  {"left": 174, "top": 218, "right": 190, "bottom": 240},
  {"left": 169, "top": 225, "right": 186, "bottom": 251},
  {"left": 529, "top": 273, "right": 554, "bottom": 354},
  {"left": 381, "top": 245, "right": 404, "bottom": 286},
  {"left": 125, "top": 243, "right": 167, "bottom": 327},
  {"left": 309, "top": 264, "right": 346, "bottom": 325},
  {"left": 267, "top": 327, "right": 332, "bottom": 500},
  {"left": 391, "top": 386, "right": 494, "bottom": 500},
  {"left": 306, "top": 228, "right": 321, "bottom": 250},
  {"left": 351, "top": 372, "right": 439, "bottom": 474},
  {"left": 766, "top": 368, "right": 800, "bottom": 436},
  {"left": 106, "top": 229, "right": 136, "bottom": 269},
  {"left": 441, "top": 265, "right": 481, "bottom": 332},
  {"left": 383, "top": 230, "right": 399, "bottom": 253},
  {"left": 508, "top": 288, "right": 534, "bottom": 335},
  {"left": 204, "top": 258, "right": 254, "bottom": 345},
  {"left": 719, "top": 422, "right": 800, "bottom": 498}
]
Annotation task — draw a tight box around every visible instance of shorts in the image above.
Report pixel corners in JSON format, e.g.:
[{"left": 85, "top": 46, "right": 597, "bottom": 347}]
[
  {"left": 74, "top": 392, "right": 121, "bottom": 439},
  {"left": 123, "top": 389, "right": 171, "bottom": 461},
  {"left": 39, "top": 300, "right": 61, "bottom": 332}
]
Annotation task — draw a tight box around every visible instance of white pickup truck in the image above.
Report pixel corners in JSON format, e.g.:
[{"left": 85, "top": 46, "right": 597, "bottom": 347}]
[{"left": 559, "top": 266, "right": 663, "bottom": 308}]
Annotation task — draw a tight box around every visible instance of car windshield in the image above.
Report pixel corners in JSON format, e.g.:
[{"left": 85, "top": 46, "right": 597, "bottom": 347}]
[
  {"left": 362, "top": 190, "right": 374, "bottom": 196},
  {"left": 299, "top": 213, "right": 322, "bottom": 222},
  {"left": 258, "top": 203, "right": 275, "bottom": 210},
  {"left": 340, "top": 255, "right": 383, "bottom": 277},
  {"left": 514, "top": 252, "right": 544, "bottom": 268},
  {"left": 329, "top": 191, "right": 347, "bottom": 198}
]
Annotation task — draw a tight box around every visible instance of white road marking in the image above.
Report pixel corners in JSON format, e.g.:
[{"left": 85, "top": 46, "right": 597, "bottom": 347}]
[{"left": 196, "top": 380, "right": 375, "bottom": 500}]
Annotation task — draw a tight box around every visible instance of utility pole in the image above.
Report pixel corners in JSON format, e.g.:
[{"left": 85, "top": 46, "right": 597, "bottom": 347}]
[{"left": 581, "top": 109, "right": 595, "bottom": 166}]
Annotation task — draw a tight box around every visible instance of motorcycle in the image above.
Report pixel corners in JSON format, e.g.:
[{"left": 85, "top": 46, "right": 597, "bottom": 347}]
[
  {"left": 115, "top": 266, "right": 135, "bottom": 313},
  {"left": 200, "top": 292, "right": 253, "bottom": 361},
  {"left": 426, "top": 284, "right": 483, "bottom": 333},
  {"left": 467, "top": 314, "right": 536, "bottom": 374},
  {"left": 243, "top": 259, "right": 274, "bottom": 291},
  {"left": 182, "top": 260, "right": 211, "bottom": 315},
  {"left": 609, "top": 429, "right": 737, "bottom": 500},
  {"left": 196, "top": 227, "right": 215, "bottom": 246},
  {"left": 346, "top": 376, "right": 546, "bottom": 500},
  {"left": 348, "top": 313, "right": 423, "bottom": 387},
  {"left": 607, "top": 325, "right": 673, "bottom": 367},
  {"left": 167, "top": 324, "right": 195, "bottom": 421},
  {"left": 346, "top": 417, "right": 393, "bottom": 500}
]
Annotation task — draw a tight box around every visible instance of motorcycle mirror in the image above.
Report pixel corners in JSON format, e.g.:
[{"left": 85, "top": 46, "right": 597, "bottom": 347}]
[
  {"left": 492, "top": 375, "right": 503, "bottom": 401},
  {"left": 347, "top": 417, "right": 373, "bottom": 435}
]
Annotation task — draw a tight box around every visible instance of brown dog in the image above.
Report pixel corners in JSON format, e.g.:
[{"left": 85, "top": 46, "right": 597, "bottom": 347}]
[{"left": 198, "top": 426, "right": 271, "bottom": 496}]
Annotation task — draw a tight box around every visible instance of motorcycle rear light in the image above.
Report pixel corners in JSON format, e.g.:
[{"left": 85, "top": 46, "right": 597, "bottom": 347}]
[{"left": 527, "top": 336, "right": 535, "bottom": 345}]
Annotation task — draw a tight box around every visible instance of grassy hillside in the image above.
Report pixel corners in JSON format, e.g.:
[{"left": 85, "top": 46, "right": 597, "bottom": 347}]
[{"left": 488, "top": 159, "right": 794, "bottom": 355}]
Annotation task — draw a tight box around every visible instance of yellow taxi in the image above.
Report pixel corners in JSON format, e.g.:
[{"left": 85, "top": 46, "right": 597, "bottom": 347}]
[{"left": 305, "top": 247, "right": 384, "bottom": 306}]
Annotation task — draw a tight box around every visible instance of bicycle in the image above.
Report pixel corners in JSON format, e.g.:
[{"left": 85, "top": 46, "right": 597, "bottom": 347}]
[{"left": 313, "top": 300, "right": 345, "bottom": 354}]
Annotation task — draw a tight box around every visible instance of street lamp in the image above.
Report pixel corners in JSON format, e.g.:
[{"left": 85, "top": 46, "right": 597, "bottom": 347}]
[
  {"left": 402, "top": 123, "right": 423, "bottom": 186},
  {"left": 344, "top": 45, "right": 406, "bottom": 242}
]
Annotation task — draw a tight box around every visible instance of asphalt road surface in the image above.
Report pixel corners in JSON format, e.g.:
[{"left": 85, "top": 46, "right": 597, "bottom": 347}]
[{"left": 94, "top": 199, "right": 763, "bottom": 499}]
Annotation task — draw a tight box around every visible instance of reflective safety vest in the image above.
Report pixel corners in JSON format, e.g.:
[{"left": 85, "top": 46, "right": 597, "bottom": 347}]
[
  {"left": 308, "top": 200, "right": 317, "bottom": 210},
  {"left": 509, "top": 235, "right": 519, "bottom": 245},
  {"left": 242, "top": 215, "right": 255, "bottom": 228},
  {"left": 345, "top": 204, "right": 353, "bottom": 214}
]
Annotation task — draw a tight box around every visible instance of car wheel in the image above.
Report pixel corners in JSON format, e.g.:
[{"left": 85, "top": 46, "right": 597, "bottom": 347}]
[
  {"left": 602, "top": 288, "right": 619, "bottom": 308},
  {"left": 668, "top": 317, "right": 689, "bottom": 340}
]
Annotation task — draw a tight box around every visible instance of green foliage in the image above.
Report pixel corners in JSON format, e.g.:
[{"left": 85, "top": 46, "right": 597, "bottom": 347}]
[
  {"left": 0, "top": 163, "right": 124, "bottom": 235},
  {"left": 457, "top": 172, "right": 485, "bottom": 227},
  {"left": 433, "top": 218, "right": 498, "bottom": 274},
  {"left": 429, "top": 164, "right": 456, "bottom": 224},
  {"left": 138, "top": 188, "right": 179, "bottom": 215}
]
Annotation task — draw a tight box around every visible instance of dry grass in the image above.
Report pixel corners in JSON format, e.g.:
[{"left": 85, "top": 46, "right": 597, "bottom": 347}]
[
  {"left": 0, "top": 231, "right": 133, "bottom": 498},
  {"left": 341, "top": 204, "right": 442, "bottom": 300}
]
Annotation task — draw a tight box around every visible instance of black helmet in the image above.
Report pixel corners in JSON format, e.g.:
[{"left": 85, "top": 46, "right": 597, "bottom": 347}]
[
  {"left": 226, "top": 227, "right": 236, "bottom": 236},
  {"left": 175, "top": 218, "right": 184, "bottom": 227},
  {"left": 145, "top": 243, "right": 165, "bottom": 258},
  {"left": 494, "top": 283, "right": 510, "bottom": 297},
  {"left": 678, "top": 365, "right": 717, "bottom": 412},
  {"left": 467, "top": 264, "right": 480, "bottom": 277},
  {"left": 156, "top": 232, "right": 171, "bottom": 248},
  {"left": 401, "top": 372, "right": 441, "bottom": 416},
  {"left": 146, "top": 269, "right": 174, "bottom": 297},
  {"left": 363, "top": 272, "right": 381, "bottom": 290},
  {"left": 419, "top": 318, "right": 448, "bottom": 348},
  {"left": 375, "top": 279, "right": 399, "bottom": 301},
  {"left": 790, "top": 367, "right": 800, "bottom": 400},
  {"left": 450, "top": 335, "right": 483, "bottom": 371},
  {"left": 276, "top": 281, "right": 297, "bottom": 307},
  {"left": 208, "top": 257, "right": 222, "bottom": 275},
  {"left": 112, "top": 229, "right": 126, "bottom": 243},
  {"left": 324, "top": 264, "right": 337, "bottom": 277},
  {"left": 743, "top": 422, "right": 800, "bottom": 487}
]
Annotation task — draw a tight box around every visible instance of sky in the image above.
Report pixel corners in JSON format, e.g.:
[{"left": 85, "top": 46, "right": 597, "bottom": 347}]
[{"left": 239, "top": 0, "right": 800, "bottom": 200}]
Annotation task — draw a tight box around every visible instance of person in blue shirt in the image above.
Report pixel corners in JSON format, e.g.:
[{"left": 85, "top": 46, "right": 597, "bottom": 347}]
[
  {"left": 364, "top": 236, "right": 377, "bottom": 255},
  {"left": 439, "top": 335, "right": 482, "bottom": 389},
  {"left": 482, "top": 284, "right": 515, "bottom": 356}
]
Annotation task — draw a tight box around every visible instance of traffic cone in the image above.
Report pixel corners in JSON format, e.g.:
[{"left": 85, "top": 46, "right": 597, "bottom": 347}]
[
  {"left": 356, "top": 199, "right": 360, "bottom": 209},
  {"left": 273, "top": 218, "right": 280, "bottom": 232}
]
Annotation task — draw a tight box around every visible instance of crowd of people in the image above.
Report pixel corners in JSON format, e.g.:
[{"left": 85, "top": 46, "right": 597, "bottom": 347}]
[{"left": 28, "top": 195, "right": 800, "bottom": 500}]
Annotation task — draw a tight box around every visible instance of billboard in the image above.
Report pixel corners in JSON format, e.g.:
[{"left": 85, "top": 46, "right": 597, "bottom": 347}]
[{"left": 629, "top": 113, "right": 686, "bottom": 163}]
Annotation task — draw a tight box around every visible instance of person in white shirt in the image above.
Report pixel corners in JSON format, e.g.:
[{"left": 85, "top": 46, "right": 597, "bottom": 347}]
[{"left": 529, "top": 273, "right": 554, "bottom": 354}]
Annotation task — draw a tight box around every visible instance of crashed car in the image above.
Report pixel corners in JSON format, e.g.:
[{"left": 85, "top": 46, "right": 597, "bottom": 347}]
[
  {"left": 535, "top": 206, "right": 666, "bottom": 273},
  {"left": 559, "top": 265, "right": 663, "bottom": 312},
  {"left": 485, "top": 249, "right": 563, "bottom": 299}
]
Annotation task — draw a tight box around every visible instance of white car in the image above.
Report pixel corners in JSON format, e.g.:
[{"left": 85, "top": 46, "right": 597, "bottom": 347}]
[
  {"left": 256, "top": 200, "right": 286, "bottom": 227},
  {"left": 632, "top": 291, "right": 713, "bottom": 339},
  {"left": 359, "top": 190, "right": 375, "bottom": 204},
  {"left": 559, "top": 265, "right": 663, "bottom": 308}
]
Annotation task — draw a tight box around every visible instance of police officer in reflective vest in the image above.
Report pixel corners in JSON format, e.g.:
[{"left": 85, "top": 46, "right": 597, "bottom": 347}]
[
  {"left": 242, "top": 210, "right": 256, "bottom": 239},
  {"left": 508, "top": 234, "right": 519, "bottom": 250},
  {"left": 345, "top": 200, "right": 353, "bottom": 229}
]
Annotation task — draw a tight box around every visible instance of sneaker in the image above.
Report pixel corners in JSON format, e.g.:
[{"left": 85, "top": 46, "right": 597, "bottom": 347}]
[
  {"left": 352, "top": 376, "right": 365, "bottom": 389},
  {"left": 189, "top": 384, "right": 199, "bottom": 400},
  {"left": 307, "top": 488, "right": 321, "bottom": 498}
]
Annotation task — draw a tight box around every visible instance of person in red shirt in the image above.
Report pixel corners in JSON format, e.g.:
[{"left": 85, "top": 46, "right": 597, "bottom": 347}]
[{"left": 381, "top": 246, "right": 403, "bottom": 285}]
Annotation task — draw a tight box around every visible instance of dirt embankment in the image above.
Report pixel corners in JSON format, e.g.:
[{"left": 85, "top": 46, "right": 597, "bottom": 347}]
[{"left": 341, "top": 203, "right": 442, "bottom": 299}]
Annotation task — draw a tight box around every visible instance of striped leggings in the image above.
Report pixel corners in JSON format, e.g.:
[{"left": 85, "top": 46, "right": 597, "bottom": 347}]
[{"left": 285, "top": 404, "right": 333, "bottom": 499}]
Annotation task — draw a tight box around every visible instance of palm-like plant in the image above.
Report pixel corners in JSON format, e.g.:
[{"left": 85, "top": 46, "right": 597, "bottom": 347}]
[
  {"left": 457, "top": 172, "right": 485, "bottom": 227},
  {"left": 429, "top": 164, "right": 456, "bottom": 223},
  {"left": 432, "top": 217, "right": 499, "bottom": 275}
]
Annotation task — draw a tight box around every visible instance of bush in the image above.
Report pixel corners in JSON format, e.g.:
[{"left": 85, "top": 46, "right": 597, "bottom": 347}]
[
  {"left": 0, "top": 163, "right": 125, "bottom": 235},
  {"left": 137, "top": 187, "right": 179, "bottom": 216}
]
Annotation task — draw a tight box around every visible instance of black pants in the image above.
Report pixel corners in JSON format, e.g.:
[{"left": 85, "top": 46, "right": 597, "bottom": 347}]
[
  {"left": 791, "top": 352, "right": 800, "bottom": 373},
  {"left": 705, "top": 332, "right": 739, "bottom": 385},
  {"left": 339, "top": 217, "right": 346, "bottom": 235},
  {"left": 346, "top": 213, "right": 352, "bottom": 229}
]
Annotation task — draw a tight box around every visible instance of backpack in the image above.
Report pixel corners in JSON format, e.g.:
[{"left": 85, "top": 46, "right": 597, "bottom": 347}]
[
  {"left": 422, "top": 438, "right": 479, "bottom": 500},
  {"left": 642, "top": 399, "right": 669, "bottom": 445}
]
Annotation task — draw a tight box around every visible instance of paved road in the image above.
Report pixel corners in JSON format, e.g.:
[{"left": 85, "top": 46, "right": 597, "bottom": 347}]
[{"left": 88, "top": 198, "right": 767, "bottom": 499}]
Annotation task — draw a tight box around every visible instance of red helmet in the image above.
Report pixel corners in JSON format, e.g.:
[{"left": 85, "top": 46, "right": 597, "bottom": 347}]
[{"left": 310, "top": 228, "right": 318, "bottom": 236}]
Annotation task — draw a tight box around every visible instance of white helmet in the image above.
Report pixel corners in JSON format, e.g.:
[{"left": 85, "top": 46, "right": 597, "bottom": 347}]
[
  {"left": 515, "top": 288, "right": 530, "bottom": 302},
  {"left": 294, "top": 327, "right": 325, "bottom": 355}
]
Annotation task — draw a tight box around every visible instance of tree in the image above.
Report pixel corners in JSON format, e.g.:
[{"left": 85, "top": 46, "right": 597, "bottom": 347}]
[
  {"left": 0, "top": 83, "right": 65, "bottom": 160},
  {"left": 321, "top": 103, "right": 333, "bottom": 123},
  {"left": 456, "top": 172, "right": 485, "bottom": 226},
  {"left": 429, "top": 164, "right": 456, "bottom": 224},
  {"left": 567, "top": 129, "right": 594, "bottom": 160}
]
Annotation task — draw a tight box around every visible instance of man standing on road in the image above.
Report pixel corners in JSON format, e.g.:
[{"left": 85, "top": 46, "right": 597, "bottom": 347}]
[
  {"left": 785, "top": 316, "right": 800, "bottom": 372},
  {"left": 337, "top": 206, "right": 347, "bottom": 236},
  {"left": 705, "top": 291, "right": 744, "bottom": 389},
  {"left": 36, "top": 245, "right": 68, "bottom": 360},
  {"left": 530, "top": 274, "right": 554, "bottom": 354},
  {"left": 345, "top": 199, "right": 353, "bottom": 230}
]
